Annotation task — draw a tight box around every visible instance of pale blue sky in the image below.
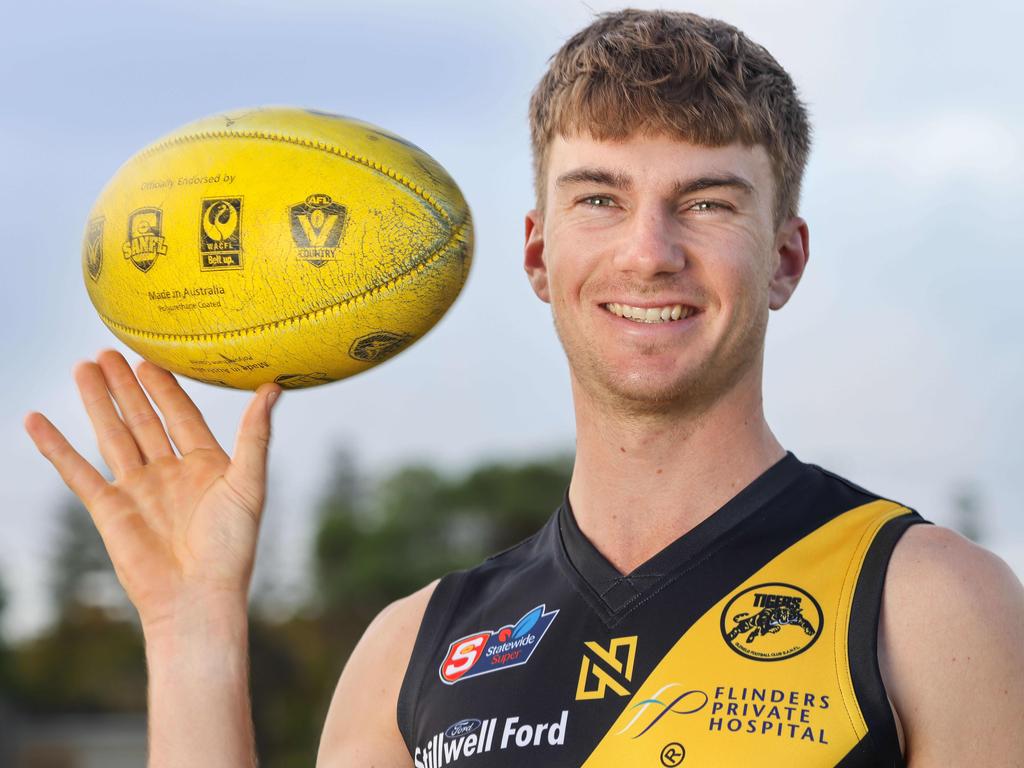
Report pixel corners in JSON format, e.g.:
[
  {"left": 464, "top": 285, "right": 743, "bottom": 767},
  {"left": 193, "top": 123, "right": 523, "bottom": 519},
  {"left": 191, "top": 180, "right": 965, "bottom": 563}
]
[{"left": 2, "top": 0, "right": 1021, "bottom": 638}]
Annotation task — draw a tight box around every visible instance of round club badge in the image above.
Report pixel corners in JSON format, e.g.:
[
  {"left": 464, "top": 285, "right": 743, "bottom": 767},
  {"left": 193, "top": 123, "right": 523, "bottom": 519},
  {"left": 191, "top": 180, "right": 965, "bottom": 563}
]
[{"left": 720, "top": 582, "right": 823, "bottom": 661}]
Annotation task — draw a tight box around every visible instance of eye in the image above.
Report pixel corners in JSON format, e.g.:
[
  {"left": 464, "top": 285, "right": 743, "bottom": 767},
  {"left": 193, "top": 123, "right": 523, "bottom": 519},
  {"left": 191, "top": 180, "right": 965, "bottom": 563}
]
[
  {"left": 687, "top": 200, "right": 729, "bottom": 214},
  {"left": 579, "top": 195, "right": 618, "bottom": 208}
]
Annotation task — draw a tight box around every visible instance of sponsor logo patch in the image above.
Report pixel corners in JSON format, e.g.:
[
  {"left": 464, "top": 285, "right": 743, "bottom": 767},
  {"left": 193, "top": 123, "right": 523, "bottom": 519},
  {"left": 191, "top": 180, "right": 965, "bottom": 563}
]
[
  {"left": 122, "top": 207, "right": 167, "bottom": 272},
  {"left": 84, "top": 217, "right": 104, "bottom": 281},
  {"left": 616, "top": 683, "right": 709, "bottom": 738},
  {"left": 575, "top": 635, "right": 638, "bottom": 700},
  {"left": 348, "top": 331, "right": 413, "bottom": 362},
  {"left": 660, "top": 742, "right": 687, "bottom": 766},
  {"left": 415, "top": 711, "right": 568, "bottom": 768},
  {"left": 274, "top": 372, "right": 332, "bottom": 389},
  {"left": 200, "top": 197, "right": 243, "bottom": 270},
  {"left": 289, "top": 192, "right": 347, "bottom": 266},
  {"left": 439, "top": 604, "right": 558, "bottom": 685},
  {"left": 443, "top": 719, "right": 481, "bottom": 740},
  {"left": 720, "top": 583, "right": 822, "bottom": 661}
]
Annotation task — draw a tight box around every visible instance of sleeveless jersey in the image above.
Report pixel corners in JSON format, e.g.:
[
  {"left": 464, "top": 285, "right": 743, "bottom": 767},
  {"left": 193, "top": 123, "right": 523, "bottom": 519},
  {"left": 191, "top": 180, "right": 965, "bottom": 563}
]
[{"left": 397, "top": 452, "right": 927, "bottom": 767}]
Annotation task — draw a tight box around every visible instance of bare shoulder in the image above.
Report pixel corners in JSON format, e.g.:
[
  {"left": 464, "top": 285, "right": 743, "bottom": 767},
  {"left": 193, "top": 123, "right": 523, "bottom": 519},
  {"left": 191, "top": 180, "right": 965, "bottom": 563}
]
[
  {"left": 316, "top": 579, "right": 439, "bottom": 768},
  {"left": 879, "top": 523, "right": 1024, "bottom": 766},
  {"left": 883, "top": 524, "right": 1023, "bottom": 627}
]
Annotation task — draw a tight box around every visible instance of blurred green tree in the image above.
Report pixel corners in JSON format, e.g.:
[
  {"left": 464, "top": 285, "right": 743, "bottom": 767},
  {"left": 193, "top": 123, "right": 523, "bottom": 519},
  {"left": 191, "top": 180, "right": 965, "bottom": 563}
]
[
  {"left": 0, "top": 571, "right": 7, "bottom": 627},
  {"left": 12, "top": 449, "right": 573, "bottom": 765},
  {"left": 50, "top": 495, "right": 134, "bottom": 624},
  {"left": 311, "top": 448, "right": 573, "bottom": 626},
  {"left": 0, "top": 571, "right": 11, "bottom": 692},
  {"left": 11, "top": 606, "right": 146, "bottom": 714},
  {"left": 249, "top": 447, "right": 572, "bottom": 766},
  {"left": 9, "top": 495, "right": 144, "bottom": 713},
  {"left": 952, "top": 483, "right": 985, "bottom": 544}
]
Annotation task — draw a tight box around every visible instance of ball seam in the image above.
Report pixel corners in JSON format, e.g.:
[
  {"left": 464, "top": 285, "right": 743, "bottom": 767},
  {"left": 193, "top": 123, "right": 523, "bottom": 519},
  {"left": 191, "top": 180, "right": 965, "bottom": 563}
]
[{"left": 136, "top": 129, "right": 454, "bottom": 225}]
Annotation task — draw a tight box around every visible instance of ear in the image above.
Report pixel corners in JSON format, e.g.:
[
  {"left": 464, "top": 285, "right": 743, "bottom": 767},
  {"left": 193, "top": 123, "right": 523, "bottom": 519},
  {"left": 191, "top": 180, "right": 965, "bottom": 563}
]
[
  {"left": 769, "top": 215, "right": 809, "bottom": 310},
  {"left": 523, "top": 208, "right": 551, "bottom": 303}
]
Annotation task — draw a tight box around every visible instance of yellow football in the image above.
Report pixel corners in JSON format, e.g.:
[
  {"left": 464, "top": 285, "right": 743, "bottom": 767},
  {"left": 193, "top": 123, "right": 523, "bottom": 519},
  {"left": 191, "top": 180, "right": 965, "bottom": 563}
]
[{"left": 82, "top": 106, "right": 472, "bottom": 390}]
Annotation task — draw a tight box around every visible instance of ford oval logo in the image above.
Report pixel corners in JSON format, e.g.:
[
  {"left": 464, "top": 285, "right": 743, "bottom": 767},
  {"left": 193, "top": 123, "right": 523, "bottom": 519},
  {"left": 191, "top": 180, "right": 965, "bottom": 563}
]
[{"left": 444, "top": 718, "right": 482, "bottom": 739}]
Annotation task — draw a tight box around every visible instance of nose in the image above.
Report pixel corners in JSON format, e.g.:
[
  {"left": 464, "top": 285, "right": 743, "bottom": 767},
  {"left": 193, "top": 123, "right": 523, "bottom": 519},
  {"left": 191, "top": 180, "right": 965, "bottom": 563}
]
[{"left": 611, "top": 203, "right": 686, "bottom": 278}]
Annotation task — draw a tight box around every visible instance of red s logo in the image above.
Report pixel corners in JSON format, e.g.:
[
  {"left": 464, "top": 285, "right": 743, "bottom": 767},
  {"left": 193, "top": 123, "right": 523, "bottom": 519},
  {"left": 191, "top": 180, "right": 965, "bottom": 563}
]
[{"left": 440, "top": 632, "right": 490, "bottom": 683}]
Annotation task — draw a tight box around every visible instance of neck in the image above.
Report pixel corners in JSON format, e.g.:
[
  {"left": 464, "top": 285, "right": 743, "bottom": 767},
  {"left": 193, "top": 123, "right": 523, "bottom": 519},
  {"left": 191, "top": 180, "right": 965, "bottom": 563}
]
[{"left": 567, "top": 364, "right": 785, "bottom": 575}]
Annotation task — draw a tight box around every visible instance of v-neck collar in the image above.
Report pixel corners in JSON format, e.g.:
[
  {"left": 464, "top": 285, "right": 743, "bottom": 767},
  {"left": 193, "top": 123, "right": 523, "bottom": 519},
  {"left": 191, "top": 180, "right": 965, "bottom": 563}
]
[{"left": 556, "top": 451, "right": 807, "bottom": 616}]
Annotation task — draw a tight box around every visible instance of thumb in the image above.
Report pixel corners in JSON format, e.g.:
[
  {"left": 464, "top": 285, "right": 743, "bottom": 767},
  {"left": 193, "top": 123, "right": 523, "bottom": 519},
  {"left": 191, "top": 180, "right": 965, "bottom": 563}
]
[{"left": 224, "top": 382, "right": 282, "bottom": 510}]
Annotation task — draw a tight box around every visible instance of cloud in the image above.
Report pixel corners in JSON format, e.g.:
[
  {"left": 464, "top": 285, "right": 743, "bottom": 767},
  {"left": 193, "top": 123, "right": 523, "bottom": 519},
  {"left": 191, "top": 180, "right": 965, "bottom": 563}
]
[
  {"left": 5, "top": 0, "right": 1024, "bottom": 640},
  {"left": 836, "top": 111, "right": 1022, "bottom": 185}
]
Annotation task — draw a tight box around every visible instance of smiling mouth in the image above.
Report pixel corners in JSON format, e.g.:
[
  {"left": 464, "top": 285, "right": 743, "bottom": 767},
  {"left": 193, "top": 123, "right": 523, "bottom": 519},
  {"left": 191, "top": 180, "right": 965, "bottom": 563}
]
[{"left": 604, "top": 303, "right": 697, "bottom": 324}]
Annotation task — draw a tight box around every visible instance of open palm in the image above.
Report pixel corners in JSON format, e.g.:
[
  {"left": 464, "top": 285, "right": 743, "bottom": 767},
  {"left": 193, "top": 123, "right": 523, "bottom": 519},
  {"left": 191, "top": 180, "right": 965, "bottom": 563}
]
[{"left": 24, "top": 349, "right": 282, "bottom": 632}]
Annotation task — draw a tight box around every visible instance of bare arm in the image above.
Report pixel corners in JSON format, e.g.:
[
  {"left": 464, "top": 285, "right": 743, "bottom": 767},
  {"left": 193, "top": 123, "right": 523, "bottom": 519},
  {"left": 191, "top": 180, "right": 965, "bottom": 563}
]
[
  {"left": 880, "top": 524, "right": 1024, "bottom": 766},
  {"left": 144, "top": 596, "right": 255, "bottom": 768},
  {"left": 317, "top": 580, "right": 438, "bottom": 768},
  {"left": 24, "top": 350, "right": 281, "bottom": 768}
]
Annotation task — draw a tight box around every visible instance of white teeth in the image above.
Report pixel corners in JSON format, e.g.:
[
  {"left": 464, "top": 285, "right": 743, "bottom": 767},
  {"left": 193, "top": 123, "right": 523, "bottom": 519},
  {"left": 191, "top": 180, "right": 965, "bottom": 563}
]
[{"left": 604, "top": 303, "right": 694, "bottom": 324}]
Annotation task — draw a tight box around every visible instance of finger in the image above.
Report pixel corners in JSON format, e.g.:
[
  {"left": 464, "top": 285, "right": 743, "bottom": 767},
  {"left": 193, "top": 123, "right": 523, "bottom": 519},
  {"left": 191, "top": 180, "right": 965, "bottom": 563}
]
[
  {"left": 96, "top": 350, "right": 175, "bottom": 463},
  {"left": 74, "top": 359, "right": 143, "bottom": 478},
  {"left": 223, "top": 383, "right": 281, "bottom": 513},
  {"left": 137, "top": 360, "right": 224, "bottom": 456},
  {"left": 24, "top": 411, "right": 110, "bottom": 506}
]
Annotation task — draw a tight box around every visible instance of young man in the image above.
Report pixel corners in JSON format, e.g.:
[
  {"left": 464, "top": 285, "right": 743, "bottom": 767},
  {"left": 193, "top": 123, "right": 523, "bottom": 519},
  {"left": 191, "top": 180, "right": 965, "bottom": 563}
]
[{"left": 25, "top": 9, "right": 1024, "bottom": 768}]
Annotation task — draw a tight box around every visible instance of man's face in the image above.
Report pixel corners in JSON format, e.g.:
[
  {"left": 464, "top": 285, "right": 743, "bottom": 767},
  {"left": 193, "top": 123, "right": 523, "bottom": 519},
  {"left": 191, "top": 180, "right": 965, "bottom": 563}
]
[{"left": 524, "top": 132, "right": 808, "bottom": 413}]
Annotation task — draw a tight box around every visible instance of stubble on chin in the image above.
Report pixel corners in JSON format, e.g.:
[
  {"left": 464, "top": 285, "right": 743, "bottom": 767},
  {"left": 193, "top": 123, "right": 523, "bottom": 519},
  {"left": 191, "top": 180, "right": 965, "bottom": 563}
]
[{"left": 551, "top": 305, "right": 767, "bottom": 419}]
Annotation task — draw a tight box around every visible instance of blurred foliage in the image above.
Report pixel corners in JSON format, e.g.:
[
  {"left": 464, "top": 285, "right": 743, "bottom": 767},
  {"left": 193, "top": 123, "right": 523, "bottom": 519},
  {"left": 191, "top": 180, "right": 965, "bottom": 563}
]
[
  {"left": 8, "top": 607, "right": 145, "bottom": 714},
  {"left": 313, "top": 448, "right": 572, "bottom": 627},
  {"left": 249, "top": 614, "right": 347, "bottom": 768},
  {"left": 3, "top": 449, "right": 572, "bottom": 766},
  {"left": 50, "top": 497, "right": 126, "bottom": 618},
  {"left": 952, "top": 483, "right": 985, "bottom": 544},
  {"left": 0, "top": 573, "right": 10, "bottom": 692},
  {"left": 3, "top": 496, "right": 145, "bottom": 714}
]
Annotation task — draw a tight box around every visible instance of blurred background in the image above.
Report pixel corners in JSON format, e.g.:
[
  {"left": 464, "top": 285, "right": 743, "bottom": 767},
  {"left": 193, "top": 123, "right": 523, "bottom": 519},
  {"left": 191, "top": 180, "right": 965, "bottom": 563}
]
[{"left": 1, "top": 0, "right": 1021, "bottom": 765}]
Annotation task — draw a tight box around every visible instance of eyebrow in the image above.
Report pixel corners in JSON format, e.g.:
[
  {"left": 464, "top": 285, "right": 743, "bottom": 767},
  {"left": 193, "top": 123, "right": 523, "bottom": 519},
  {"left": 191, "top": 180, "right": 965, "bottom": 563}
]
[
  {"left": 554, "top": 167, "right": 756, "bottom": 198},
  {"left": 555, "top": 167, "right": 633, "bottom": 190}
]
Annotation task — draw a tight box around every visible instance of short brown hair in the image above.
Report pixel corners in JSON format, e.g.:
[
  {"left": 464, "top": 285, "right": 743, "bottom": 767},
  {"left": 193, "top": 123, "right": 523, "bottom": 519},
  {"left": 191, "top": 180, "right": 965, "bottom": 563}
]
[{"left": 529, "top": 9, "right": 812, "bottom": 227}]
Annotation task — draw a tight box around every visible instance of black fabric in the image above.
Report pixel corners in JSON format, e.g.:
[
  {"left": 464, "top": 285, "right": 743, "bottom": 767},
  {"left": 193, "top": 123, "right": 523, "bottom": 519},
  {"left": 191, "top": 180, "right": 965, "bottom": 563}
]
[
  {"left": 558, "top": 451, "right": 807, "bottom": 619},
  {"left": 835, "top": 738, "right": 884, "bottom": 767},
  {"left": 398, "top": 569, "right": 472, "bottom": 753},
  {"left": 845, "top": 513, "right": 928, "bottom": 768},
  {"left": 396, "top": 453, "right": 919, "bottom": 767}
]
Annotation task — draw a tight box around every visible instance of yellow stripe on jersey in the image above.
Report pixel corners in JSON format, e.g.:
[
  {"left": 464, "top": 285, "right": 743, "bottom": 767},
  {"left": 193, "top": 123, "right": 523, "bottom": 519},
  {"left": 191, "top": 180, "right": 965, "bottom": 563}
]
[{"left": 582, "top": 499, "right": 910, "bottom": 767}]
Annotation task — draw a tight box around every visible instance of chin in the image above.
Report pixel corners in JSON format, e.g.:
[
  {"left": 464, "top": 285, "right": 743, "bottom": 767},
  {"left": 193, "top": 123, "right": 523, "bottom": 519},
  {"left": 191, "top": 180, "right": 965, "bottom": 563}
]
[{"left": 585, "top": 363, "right": 715, "bottom": 413}]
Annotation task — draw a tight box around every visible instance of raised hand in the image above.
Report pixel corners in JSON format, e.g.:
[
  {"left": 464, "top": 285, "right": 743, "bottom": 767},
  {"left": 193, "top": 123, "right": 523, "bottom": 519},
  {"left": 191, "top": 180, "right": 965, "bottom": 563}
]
[{"left": 23, "top": 349, "right": 282, "bottom": 636}]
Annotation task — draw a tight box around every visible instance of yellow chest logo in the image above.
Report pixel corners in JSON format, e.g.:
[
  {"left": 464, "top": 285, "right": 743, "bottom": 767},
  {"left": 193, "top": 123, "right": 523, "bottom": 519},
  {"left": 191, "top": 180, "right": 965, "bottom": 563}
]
[{"left": 575, "top": 636, "right": 638, "bottom": 700}]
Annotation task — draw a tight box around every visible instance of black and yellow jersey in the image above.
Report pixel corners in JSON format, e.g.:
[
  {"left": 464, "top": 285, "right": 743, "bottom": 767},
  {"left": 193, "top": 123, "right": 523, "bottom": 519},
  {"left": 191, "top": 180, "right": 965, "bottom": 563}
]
[{"left": 397, "top": 452, "right": 926, "bottom": 767}]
